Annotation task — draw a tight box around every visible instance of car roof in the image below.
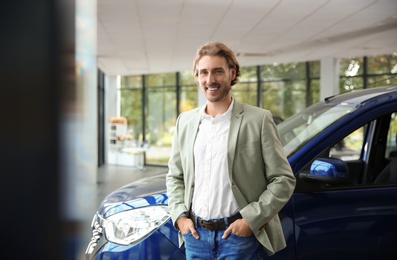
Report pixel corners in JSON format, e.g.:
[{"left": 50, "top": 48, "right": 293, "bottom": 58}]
[{"left": 324, "top": 86, "right": 397, "bottom": 105}]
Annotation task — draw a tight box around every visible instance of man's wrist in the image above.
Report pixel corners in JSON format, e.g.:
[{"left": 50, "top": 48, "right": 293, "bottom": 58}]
[
  {"left": 176, "top": 211, "right": 189, "bottom": 230},
  {"left": 178, "top": 211, "right": 189, "bottom": 218}
]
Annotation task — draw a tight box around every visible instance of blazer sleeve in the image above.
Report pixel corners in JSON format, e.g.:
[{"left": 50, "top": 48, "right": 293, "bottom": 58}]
[
  {"left": 166, "top": 114, "right": 188, "bottom": 227},
  {"left": 239, "top": 110, "right": 296, "bottom": 233}
]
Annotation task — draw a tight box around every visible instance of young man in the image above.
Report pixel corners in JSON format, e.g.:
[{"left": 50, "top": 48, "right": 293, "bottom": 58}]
[{"left": 166, "top": 41, "right": 296, "bottom": 259}]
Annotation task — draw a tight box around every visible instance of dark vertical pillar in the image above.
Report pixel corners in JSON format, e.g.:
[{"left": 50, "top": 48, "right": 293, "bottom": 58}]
[
  {"left": 142, "top": 75, "right": 147, "bottom": 143},
  {"left": 98, "top": 70, "right": 105, "bottom": 166},
  {"left": 256, "top": 65, "right": 262, "bottom": 107},
  {"left": 0, "top": 0, "right": 74, "bottom": 259},
  {"left": 176, "top": 72, "right": 181, "bottom": 116},
  {"left": 363, "top": 56, "right": 368, "bottom": 88}
]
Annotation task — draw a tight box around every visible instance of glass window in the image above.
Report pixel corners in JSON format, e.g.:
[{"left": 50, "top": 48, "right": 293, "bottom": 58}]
[
  {"left": 145, "top": 85, "right": 176, "bottom": 165},
  {"left": 180, "top": 84, "right": 198, "bottom": 112},
  {"left": 146, "top": 73, "right": 176, "bottom": 87},
  {"left": 234, "top": 65, "right": 258, "bottom": 106},
  {"left": 240, "top": 65, "right": 258, "bottom": 81},
  {"left": 330, "top": 127, "right": 364, "bottom": 161},
  {"left": 232, "top": 81, "right": 257, "bottom": 106},
  {"left": 278, "top": 103, "right": 360, "bottom": 157},
  {"left": 119, "top": 89, "right": 143, "bottom": 142},
  {"left": 180, "top": 70, "right": 199, "bottom": 113},
  {"left": 339, "top": 76, "right": 364, "bottom": 93},
  {"left": 285, "top": 80, "right": 307, "bottom": 117},
  {"left": 309, "top": 61, "right": 320, "bottom": 78},
  {"left": 309, "top": 79, "right": 321, "bottom": 105},
  {"left": 368, "top": 54, "right": 397, "bottom": 75},
  {"left": 262, "top": 80, "right": 306, "bottom": 120},
  {"left": 262, "top": 81, "right": 285, "bottom": 117},
  {"left": 386, "top": 112, "right": 397, "bottom": 158},
  {"left": 261, "top": 62, "right": 306, "bottom": 79},
  {"left": 180, "top": 70, "right": 196, "bottom": 85},
  {"left": 339, "top": 57, "right": 363, "bottom": 77},
  {"left": 368, "top": 75, "right": 397, "bottom": 87},
  {"left": 120, "top": 75, "right": 142, "bottom": 89}
]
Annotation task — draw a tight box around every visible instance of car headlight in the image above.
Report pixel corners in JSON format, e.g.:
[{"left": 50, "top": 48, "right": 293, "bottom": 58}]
[{"left": 103, "top": 205, "right": 170, "bottom": 245}]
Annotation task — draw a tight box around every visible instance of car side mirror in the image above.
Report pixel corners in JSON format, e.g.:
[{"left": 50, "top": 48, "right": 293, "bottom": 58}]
[{"left": 300, "top": 158, "right": 349, "bottom": 184}]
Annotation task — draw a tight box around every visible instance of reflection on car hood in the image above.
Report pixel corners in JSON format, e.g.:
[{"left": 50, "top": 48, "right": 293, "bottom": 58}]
[{"left": 98, "top": 172, "right": 168, "bottom": 217}]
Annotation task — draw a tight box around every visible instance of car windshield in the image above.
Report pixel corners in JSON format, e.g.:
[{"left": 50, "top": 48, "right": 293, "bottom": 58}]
[{"left": 277, "top": 102, "right": 360, "bottom": 157}]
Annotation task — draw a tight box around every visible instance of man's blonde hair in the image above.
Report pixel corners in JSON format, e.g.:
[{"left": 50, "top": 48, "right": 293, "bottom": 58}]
[{"left": 193, "top": 42, "right": 241, "bottom": 86}]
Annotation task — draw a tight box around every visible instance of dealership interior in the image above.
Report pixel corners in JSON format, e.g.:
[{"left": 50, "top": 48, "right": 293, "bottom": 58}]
[{"left": 1, "top": 0, "right": 397, "bottom": 259}]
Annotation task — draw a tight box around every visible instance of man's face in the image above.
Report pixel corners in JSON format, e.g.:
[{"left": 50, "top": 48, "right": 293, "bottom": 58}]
[{"left": 196, "top": 55, "right": 236, "bottom": 103}]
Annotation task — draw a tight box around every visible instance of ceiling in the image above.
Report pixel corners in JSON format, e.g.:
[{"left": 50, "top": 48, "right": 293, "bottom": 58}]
[{"left": 97, "top": 0, "right": 397, "bottom": 76}]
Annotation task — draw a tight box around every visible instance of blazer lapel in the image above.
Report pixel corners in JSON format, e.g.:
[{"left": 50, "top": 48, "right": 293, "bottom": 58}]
[
  {"left": 187, "top": 107, "right": 202, "bottom": 172},
  {"left": 228, "top": 100, "right": 244, "bottom": 180}
]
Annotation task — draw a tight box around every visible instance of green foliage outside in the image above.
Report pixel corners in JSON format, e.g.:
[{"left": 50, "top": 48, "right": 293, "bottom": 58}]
[{"left": 119, "top": 55, "right": 397, "bottom": 165}]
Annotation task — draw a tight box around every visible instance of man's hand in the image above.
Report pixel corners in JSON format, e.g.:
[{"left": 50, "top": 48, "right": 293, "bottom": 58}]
[
  {"left": 177, "top": 216, "right": 199, "bottom": 239},
  {"left": 222, "top": 218, "right": 253, "bottom": 239}
]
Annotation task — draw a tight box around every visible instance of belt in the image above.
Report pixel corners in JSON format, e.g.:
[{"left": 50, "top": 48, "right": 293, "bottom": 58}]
[{"left": 189, "top": 211, "right": 242, "bottom": 231}]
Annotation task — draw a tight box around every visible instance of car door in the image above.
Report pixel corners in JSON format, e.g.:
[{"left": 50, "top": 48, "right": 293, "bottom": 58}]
[{"left": 292, "top": 111, "right": 397, "bottom": 259}]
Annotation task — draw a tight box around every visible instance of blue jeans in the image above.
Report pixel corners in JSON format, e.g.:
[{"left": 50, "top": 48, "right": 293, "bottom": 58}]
[{"left": 182, "top": 226, "right": 267, "bottom": 259}]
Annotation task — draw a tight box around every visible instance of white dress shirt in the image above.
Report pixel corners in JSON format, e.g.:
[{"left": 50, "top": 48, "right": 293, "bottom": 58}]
[{"left": 192, "top": 99, "right": 239, "bottom": 220}]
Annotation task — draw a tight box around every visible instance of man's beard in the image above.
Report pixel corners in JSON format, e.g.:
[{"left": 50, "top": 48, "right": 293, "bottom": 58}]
[{"left": 205, "top": 84, "right": 231, "bottom": 103}]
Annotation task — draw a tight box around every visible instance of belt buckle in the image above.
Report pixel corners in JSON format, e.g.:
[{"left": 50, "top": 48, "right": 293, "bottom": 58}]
[
  {"left": 201, "top": 219, "right": 214, "bottom": 230},
  {"left": 205, "top": 219, "right": 222, "bottom": 230}
]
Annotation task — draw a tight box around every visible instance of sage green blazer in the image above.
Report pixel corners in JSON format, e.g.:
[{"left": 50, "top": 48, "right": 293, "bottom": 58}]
[{"left": 166, "top": 100, "right": 296, "bottom": 256}]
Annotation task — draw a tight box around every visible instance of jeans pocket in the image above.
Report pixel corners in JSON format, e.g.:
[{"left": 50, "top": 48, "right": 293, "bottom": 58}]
[
  {"left": 231, "top": 232, "right": 254, "bottom": 239},
  {"left": 182, "top": 230, "right": 192, "bottom": 236},
  {"left": 222, "top": 233, "right": 262, "bottom": 258}
]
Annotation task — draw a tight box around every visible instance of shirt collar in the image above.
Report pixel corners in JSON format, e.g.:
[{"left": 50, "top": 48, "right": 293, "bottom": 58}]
[{"left": 200, "top": 97, "right": 234, "bottom": 121}]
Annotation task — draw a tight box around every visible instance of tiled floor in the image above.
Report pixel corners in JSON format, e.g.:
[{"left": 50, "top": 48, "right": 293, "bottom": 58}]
[{"left": 78, "top": 164, "right": 168, "bottom": 259}]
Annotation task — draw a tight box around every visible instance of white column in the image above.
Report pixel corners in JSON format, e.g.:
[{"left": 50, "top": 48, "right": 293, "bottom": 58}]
[
  {"left": 106, "top": 75, "right": 118, "bottom": 119},
  {"left": 320, "top": 57, "right": 340, "bottom": 100},
  {"left": 198, "top": 86, "right": 206, "bottom": 106},
  {"left": 105, "top": 75, "right": 119, "bottom": 163}
]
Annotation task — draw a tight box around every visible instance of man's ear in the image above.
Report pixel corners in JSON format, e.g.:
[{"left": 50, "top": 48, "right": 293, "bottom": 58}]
[{"left": 231, "top": 68, "right": 237, "bottom": 80}]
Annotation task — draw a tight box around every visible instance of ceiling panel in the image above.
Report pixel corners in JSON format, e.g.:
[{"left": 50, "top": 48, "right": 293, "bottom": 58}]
[{"left": 97, "top": 0, "right": 397, "bottom": 76}]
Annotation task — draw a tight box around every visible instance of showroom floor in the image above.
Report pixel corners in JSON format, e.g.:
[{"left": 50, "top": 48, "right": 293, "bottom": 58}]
[{"left": 78, "top": 164, "right": 168, "bottom": 259}]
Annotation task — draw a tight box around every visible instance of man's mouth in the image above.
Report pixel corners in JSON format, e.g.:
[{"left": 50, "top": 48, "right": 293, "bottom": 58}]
[{"left": 206, "top": 85, "right": 219, "bottom": 91}]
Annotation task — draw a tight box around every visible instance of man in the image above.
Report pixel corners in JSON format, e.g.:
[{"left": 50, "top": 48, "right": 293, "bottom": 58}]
[{"left": 166, "top": 41, "right": 296, "bottom": 259}]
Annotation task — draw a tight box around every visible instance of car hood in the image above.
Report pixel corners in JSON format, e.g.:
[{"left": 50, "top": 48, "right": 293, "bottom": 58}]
[{"left": 98, "top": 172, "right": 168, "bottom": 218}]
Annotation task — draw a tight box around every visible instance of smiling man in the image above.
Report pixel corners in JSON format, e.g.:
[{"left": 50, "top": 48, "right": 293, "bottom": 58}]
[{"left": 166, "top": 41, "right": 296, "bottom": 259}]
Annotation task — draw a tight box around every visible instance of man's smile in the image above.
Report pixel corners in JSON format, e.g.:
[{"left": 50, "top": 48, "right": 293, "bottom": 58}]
[{"left": 206, "top": 84, "right": 220, "bottom": 91}]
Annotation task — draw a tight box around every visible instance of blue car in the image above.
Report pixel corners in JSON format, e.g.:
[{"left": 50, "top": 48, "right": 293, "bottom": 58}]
[{"left": 86, "top": 86, "right": 397, "bottom": 259}]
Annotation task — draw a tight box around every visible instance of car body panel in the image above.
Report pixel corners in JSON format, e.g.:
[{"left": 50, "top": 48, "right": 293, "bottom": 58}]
[{"left": 293, "top": 188, "right": 397, "bottom": 259}]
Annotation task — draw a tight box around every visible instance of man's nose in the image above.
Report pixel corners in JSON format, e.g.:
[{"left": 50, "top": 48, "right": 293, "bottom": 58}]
[{"left": 207, "top": 72, "right": 216, "bottom": 83}]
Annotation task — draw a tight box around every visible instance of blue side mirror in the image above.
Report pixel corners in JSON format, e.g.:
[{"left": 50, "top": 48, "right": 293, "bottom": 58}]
[{"left": 300, "top": 158, "right": 349, "bottom": 184}]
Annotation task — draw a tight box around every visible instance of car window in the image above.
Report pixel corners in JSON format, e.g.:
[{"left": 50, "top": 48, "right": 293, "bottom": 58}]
[
  {"left": 386, "top": 112, "right": 397, "bottom": 159},
  {"left": 295, "top": 110, "right": 397, "bottom": 193},
  {"left": 330, "top": 127, "right": 364, "bottom": 161},
  {"left": 278, "top": 103, "right": 359, "bottom": 156},
  {"left": 327, "top": 111, "right": 397, "bottom": 186}
]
